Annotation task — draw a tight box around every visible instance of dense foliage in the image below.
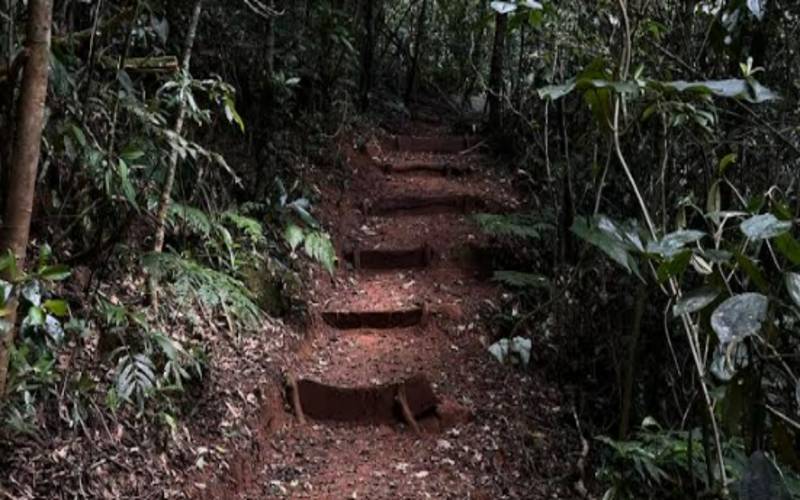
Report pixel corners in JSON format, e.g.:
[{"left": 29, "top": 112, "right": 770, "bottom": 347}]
[{"left": 1, "top": 0, "right": 800, "bottom": 497}]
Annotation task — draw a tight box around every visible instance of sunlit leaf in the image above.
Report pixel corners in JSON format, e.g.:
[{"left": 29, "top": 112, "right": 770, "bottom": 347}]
[
  {"left": 786, "top": 273, "right": 800, "bottom": 308},
  {"left": 711, "top": 293, "right": 768, "bottom": 344},
  {"left": 21, "top": 281, "right": 42, "bottom": 306},
  {"left": 38, "top": 264, "right": 72, "bottom": 281},
  {"left": 741, "top": 213, "right": 792, "bottom": 240},
  {"left": 673, "top": 287, "right": 720, "bottom": 317},
  {"left": 284, "top": 223, "right": 305, "bottom": 251},
  {"left": 490, "top": 1, "right": 517, "bottom": 14},
  {"left": 43, "top": 299, "right": 70, "bottom": 317}
]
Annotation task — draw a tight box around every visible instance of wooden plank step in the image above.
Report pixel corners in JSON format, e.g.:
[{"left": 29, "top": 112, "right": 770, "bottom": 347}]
[
  {"left": 321, "top": 306, "right": 427, "bottom": 329},
  {"left": 381, "top": 160, "right": 473, "bottom": 176},
  {"left": 393, "top": 135, "right": 477, "bottom": 154},
  {"left": 344, "top": 245, "right": 434, "bottom": 270},
  {"left": 363, "top": 195, "right": 485, "bottom": 216},
  {"left": 289, "top": 374, "right": 438, "bottom": 424}
]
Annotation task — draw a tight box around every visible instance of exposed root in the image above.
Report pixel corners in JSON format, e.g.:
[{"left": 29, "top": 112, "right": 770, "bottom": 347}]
[
  {"left": 285, "top": 374, "right": 306, "bottom": 425},
  {"left": 396, "top": 384, "right": 421, "bottom": 435}
]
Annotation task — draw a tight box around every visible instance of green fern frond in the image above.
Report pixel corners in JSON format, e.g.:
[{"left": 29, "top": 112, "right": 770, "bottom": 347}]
[
  {"left": 167, "top": 203, "right": 214, "bottom": 236},
  {"left": 303, "top": 231, "right": 336, "bottom": 274},
  {"left": 222, "top": 211, "right": 265, "bottom": 244},
  {"left": 143, "top": 252, "right": 263, "bottom": 328},
  {"left": 493, "top": 271, "right": 550, "bottom": 289},
  {"left": 475, "top": 213, "right": 554, "bottom": 240}
]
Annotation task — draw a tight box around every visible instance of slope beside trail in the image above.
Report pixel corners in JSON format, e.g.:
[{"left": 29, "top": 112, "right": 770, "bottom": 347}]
[{"left": 202, "top": 121, "right": 577, "bottom": 499}]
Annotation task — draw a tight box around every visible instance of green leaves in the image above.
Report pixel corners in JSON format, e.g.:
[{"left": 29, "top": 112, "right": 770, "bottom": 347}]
[
  {"left": 490, "top": 0, "right": 542, "bottom": 15},
  {"left": 660, "top": 79, "right": 779, "bottom": 104},
  {"left": 37, "top": 264, "right": 71, "bottom": 281},
  {"left": 115, "top": 352, "right": 157, "bottom": 407},
  {"left": 673, "top": 287, "right": 720, "bottom": 317},
  {"left": 492, "top": 271, "right": 549, "bottom": 289},
  {"left": 740, "top": 213, "right": 792, "bottom": 240},
  {"left": 785, "top": 273, "right": 800, "bottom": 308},
  {"left": 711, "top": 293, "right": 768, "bottom": 344},
  {"left": 475, "top": 213, "right": 553, "bottom": 239},
  {"left": 538, "top": 75, "right": 780, "bottom": 104},
  {"left": 571, "top": 216, "right": 643, "bottom": 277},
  {"left": 284, "top": 223, "right": 305, "bottom": 251},
  {"left": 303, "top": 231, "right": 336, "bottom": 275},
  {"left": 647, "top": 230, "right": 705, "bottom": 257}
]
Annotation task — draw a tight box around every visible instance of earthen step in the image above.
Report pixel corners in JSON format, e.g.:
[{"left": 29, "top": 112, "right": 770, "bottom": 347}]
[
  {"left": 321, "top": 306, "right": 427, "bottom": 329},
  {"left": 289, "top": 374, "right": 438, "bottom": 425},
  {"left": 392, "top": 135, "right": 477, "bottom": 154},
  {"left": 363, "top": 195, "right": 486, "bottom": 216},
  {"left": 381, "top": 160, "right": 473, "bottom": 177},
  {"left": 344, "top": 245, "right": 434, "bottom": 270}
]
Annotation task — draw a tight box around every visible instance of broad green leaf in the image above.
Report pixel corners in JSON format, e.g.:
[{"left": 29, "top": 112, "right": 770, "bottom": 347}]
[
  {"left": 775, "top": 233, "right": 800, "bottom": 265},
  {"left": 21, "top": 281, "right": 42, "bottom": 306},
  {"left": 711, "top": 342, "right": 749, "bottom": 382},
  {"left": 786, "top": 273, "right": 800, "bottom": 308},
  {"left": 43, "top": 299, "right": 70, "bottom": 317},
  {"left": 735, "top": 253, "right": 769, "bottom": 293},
  {"left": 224, "top": 94, "right": 245, "bottom": 133},
  {"left": 656, "top": 250, "right": 692, "bottom": 282},
  {"left": 26, "top": 306, "right": 45, "bottom": 327},
  {"left": 718, "top": 153, "right": 737, "bottom": 176},
  {"left": 490, "top": 1, "right": 517, "bottom": 14},
  {"left": 707, "top": 181, "right": 721, "bottom": 222},
  {"left": 537, "top": 81, "right": 576, "bottom": 100},
  {"left": 120, "top": 144, "right": 145, "bottom": 162},
  {"left": 711, "top": 293, "right": 768, "bottom": 344},
  {"left": 647, "top": 230, "right": 705, "bottom": 257},
  {"left": 44, "top": 315, "right": 65, "bottom": 343},
  {"left": 746, "top": 0, "right": 764, "bottom": 20},
  {"left": 673, "top": 287, "right": 720, "bottom": 317},
  {"left": 660, "top": 79, "right": 779, "bottom": 103},
  {"left": 38, "top": 264, "right": 71, "bottom": 281},
  {"left": 0, "top": 251, "right": 17, "bottom": 278},
  {"left": 571, "top": 216, "right": 641, "bottom": 277},
  {"left": 740, "top": 213, "right": 792, "bottom": 240}
]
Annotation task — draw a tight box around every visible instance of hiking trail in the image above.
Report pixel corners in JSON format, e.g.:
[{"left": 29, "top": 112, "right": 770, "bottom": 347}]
[{"left": 202, "top": 122, "right": 574, "bottom": 499}]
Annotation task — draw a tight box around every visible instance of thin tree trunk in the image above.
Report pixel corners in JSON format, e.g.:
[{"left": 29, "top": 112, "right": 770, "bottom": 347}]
[
  {"left": 149, "top": 0, "right": 204, "bottom": 307},
  {"left": 0, "top": 0, "right": 53, "bottom": 398},
  {"left": 487, "top": 11, "right": 507, "bottom": 129},
  {"left": 359, "top": 0, "right": 376, "bottom": 111},
  {"left": 0, "top": 0, "right": 16, "bottom": 207},
  {"left": 265, "top": 0, "right": 275, "bottom": 77},
  {"left": 404, "top": 0, "right": 427, "bottom": 103},
  {"left": 619, "top": 284, "right": 647, "bottom": 439}
]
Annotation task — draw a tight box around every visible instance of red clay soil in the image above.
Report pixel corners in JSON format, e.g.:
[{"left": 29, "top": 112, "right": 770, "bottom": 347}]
[{"left": 192, "top": 124, "right": 578, "bottom": 499}]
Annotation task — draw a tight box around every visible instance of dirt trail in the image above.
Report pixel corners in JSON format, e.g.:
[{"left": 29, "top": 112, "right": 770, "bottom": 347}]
[{"left": 204, "top": 124, "right": 574, "bottom": 499}]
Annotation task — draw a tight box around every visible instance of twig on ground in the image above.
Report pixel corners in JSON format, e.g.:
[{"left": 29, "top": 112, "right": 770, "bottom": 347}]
[{"left": 572, "top": 407, "right": 590, "bottom": 498}]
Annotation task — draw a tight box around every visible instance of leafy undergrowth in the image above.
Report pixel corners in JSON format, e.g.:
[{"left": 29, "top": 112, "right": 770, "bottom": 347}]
[{"left": 0, "top": 166, "right": 337, "bottom": 499}]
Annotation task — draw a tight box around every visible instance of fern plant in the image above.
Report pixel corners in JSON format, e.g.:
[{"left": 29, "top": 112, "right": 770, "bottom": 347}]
[{"left": 143, "top": 251, "right": 262, "bottom": 329}]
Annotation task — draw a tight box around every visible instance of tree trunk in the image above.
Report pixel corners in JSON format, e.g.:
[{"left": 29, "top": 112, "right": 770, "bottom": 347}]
[
  {"left": 265, "top": 0, "right": 275, "bottom": 78},
  {"left": 359, "top": 0, "right": 376, "bottom": 111},
  {"left": 149, "top": 0, "right": 203, "bottom": 307},
  {"left": 404, "top": 0, "right": 428, "bottom": 103},
  {"left": 0, "top": 0, "right": 17, "bottom": 209},
  {"left": 487, "top": 11, "right": 508, "bottom": 129},
  {"left": 0, "top": 0, "right": 53, "bottom": 398}
]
